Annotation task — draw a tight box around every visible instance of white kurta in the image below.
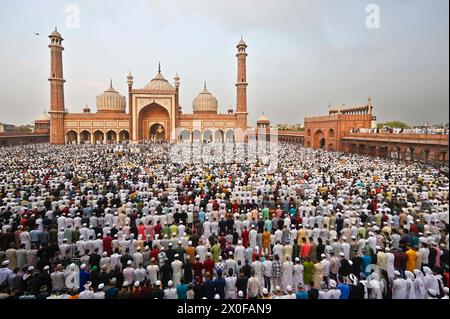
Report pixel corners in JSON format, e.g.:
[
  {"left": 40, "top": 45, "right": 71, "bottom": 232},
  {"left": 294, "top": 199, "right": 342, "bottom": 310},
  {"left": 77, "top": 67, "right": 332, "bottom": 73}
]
[
  {"left": 392, "top": 278, "right": 407, "bottom": 299},
  {"left": 293, "top": 264, "right": 304, "bottom": 290},
  {"left": 225, "top": 276, "right": 237, "bottom": 299},
  {"left": 147, "top": 265, "right": 159, "bottom": 284},
  {"left": 171, "top": 260, "right": 183, "bottom": 286},
  {"left": 281, "top": 261, "right": 294, "bottom": 293},
  {"left": 386, "top": 253, "right": 395, "bottom": 280}
]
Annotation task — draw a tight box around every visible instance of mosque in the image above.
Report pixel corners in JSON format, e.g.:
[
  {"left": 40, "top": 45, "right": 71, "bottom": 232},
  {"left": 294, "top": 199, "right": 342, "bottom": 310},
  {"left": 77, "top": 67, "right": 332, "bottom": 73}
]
[{"left": 43, "top": 28, "right": 249, "bottom": 145}]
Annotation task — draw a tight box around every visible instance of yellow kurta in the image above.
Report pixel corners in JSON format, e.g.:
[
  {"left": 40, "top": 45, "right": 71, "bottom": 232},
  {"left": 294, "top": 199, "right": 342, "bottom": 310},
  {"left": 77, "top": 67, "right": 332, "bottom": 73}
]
[{"left": 313, "top": 262, "right": 323, "bottom": 288}]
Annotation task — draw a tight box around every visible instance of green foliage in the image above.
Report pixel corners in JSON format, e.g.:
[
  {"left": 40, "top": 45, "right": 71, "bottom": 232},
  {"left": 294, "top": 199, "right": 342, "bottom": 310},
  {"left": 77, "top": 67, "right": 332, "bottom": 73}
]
[
  {"left": 377, "top": 121, "right": 410, "bottom": 129},
  {"left": 17, "top": 126, "right": 32, "bottom": 132}
]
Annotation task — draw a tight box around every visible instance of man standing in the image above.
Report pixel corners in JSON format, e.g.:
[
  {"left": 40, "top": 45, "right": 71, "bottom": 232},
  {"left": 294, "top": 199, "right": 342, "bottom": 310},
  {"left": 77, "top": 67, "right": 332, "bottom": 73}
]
[
  {"left": 236, "top": 270, "right": 249, "bottom": 299},
  {"left": 281, "top": 256, "right": 294, "bottom": 293},
  {"left": 293, "top": 257, "right": 304, "bottom": 291},
  {"left": 262, "top": 255, "right": 273, "bottom": 292},
  {"left": 164, "top": 280, "right": 178, "bottom": 299},
  {"left": 0, "top": 260, "right": 13, "bottom": 291},
  {"left": 392, "top": 270, "right": 407, "bottom": 299},
  {"left": 247, "top": 271, "right": 260, "bottom": 299}
]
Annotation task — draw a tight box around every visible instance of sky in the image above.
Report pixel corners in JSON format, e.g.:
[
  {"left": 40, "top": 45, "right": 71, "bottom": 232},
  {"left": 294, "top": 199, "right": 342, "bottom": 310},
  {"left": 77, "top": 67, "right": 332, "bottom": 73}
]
[{"left": 0, "top": 0, "right": 448, "bottom": 126}]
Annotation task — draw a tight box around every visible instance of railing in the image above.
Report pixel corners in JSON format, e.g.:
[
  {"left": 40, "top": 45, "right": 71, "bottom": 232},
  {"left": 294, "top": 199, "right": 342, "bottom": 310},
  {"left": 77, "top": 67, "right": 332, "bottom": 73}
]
[
  {"left": 0, "top": 132, "right": 49, "bottom": 138},
  {"left": 342, "top": 132, "right": 449, "bottom": 146}
]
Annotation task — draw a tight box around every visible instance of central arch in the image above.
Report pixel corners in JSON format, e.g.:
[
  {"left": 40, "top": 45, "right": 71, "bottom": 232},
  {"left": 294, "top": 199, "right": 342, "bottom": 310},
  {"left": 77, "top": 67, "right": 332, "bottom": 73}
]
[
  {"left": 149, "top": 124, "right": 166, "bottom": 143},
  {"left": 313, "top": 130, "right": 325, "bottom": 149},
  {"left": 138, "top": 102, "right": 170, "bottom": 141}
]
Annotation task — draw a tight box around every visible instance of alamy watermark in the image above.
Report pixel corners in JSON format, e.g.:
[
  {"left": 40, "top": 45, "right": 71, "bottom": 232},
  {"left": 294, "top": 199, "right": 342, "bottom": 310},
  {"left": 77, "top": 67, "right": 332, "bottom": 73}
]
[
  {"left": 366, "top": 4, "right": 380, "bottom": 29},
  {"left": 168, "top": 128, "right": 280, "bottom": 174},
  {"left": 65, "top": 4, "right": 80, "bottom": 29}
]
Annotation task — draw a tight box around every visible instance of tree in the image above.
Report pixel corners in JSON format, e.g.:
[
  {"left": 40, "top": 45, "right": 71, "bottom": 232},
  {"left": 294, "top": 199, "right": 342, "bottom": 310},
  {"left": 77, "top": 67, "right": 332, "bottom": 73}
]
[{"left": 377, "top": 121, "right": 410, "bottom": 129}]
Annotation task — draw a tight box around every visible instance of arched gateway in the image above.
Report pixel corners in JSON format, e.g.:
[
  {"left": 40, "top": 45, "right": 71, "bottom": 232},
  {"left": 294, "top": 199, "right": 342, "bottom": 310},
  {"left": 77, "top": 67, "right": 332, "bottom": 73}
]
[{"left": 138, "top": 102, "right": 170, "bottom": 141}]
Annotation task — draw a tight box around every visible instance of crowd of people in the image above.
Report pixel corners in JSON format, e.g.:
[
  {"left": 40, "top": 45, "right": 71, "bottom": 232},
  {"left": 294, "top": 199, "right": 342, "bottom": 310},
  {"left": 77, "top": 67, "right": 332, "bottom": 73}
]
[
  {"left": 0, "top": 142, "right": 448, "bottom": 300},
  {"left": 350, "top": 127, "right": 449, "bottom": 135}
]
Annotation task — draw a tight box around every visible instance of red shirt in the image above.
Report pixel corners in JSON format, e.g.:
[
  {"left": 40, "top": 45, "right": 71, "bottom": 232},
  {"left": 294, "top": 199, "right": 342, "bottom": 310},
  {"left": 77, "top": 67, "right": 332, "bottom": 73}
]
[
  {"left": 219, "top": 236, "right": 226, "bottom": 249},
  {"left": 410, "top": 224, "right": 418, "bottom": 235},
  {"left": 103, "top": 236, "right": 113, "bottom": 256},
  {"left": 137, "top": 225, "right": 146, "bottom": 238},
  {"left": 154, "top": 224, "right": 162, "bottom": 237},
  {"left": 300, "top": 244, "right": 311, "bottom": 258},
  {"left": 204, "top": 258, "right": 215, "bottom": 275},
  {"left": 193, "top": 261, "right": 204, "bottom": 278},
  {"left": 242, "top": 230, "right": 250, "bottom": 248},
  {"left": 150, "top": 249, "right": 159, "bottom": 260}
]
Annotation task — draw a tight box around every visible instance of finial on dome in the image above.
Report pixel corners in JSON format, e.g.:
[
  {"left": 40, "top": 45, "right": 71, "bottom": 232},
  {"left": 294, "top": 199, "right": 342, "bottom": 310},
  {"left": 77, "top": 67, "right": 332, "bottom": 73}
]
[
  {"left": 204, "top": 81, "right": 207, "bottom": 90},
  {"left": 109, "top": 79, "right": 113, "bottom": 88},
  {"left": 158, "top": 62, "right": 161, "bottom": 74},
  {"left": 55, "top": 25, "right": 58, "bottom": 32}
]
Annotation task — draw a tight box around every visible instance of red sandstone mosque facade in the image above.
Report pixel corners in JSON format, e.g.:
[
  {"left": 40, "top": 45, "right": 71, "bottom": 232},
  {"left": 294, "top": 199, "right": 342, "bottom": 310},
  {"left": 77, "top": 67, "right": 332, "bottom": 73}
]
[
  {"left": 45, "top": 29, "right": 248, "bottom": 145},
  {"left": 10, "top": 28, "right": 445, "bottom": 164}
]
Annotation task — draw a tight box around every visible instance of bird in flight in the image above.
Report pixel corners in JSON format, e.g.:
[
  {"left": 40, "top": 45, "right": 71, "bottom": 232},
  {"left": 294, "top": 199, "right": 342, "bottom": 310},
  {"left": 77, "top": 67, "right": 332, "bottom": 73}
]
[{"left": 35, "top": 33, "right": 40, "bottom": 36}]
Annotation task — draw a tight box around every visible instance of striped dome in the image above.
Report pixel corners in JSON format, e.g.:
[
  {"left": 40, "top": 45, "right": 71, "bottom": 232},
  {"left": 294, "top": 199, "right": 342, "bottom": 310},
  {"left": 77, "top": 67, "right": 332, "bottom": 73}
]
[
  {"left": 193, "top": 84, "right": 218, "bottom": 114},
  {"left": 96, "top": 81, "right": 126, "bottom": 112},
  {"left": 143, "top": 71, "right": 175, "bottom": 92}
]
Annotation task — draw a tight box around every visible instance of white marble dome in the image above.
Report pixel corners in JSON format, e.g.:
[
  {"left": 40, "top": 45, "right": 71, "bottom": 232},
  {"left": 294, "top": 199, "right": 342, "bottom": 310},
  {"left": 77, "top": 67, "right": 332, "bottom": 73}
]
[
  {"left": 143, "top": 71, "right": 175, "bottom": 92},
  {"left": 193, "top": 84, "right": 218, "bottom": 114},
  {"left": 96, "top": 81, "right": 126, "bottom": 112}
]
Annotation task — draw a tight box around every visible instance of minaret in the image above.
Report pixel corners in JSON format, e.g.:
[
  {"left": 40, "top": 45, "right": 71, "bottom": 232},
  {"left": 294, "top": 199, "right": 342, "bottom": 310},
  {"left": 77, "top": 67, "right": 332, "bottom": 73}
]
[
  {"left": 174, "top": 73, "right": 180, "bottom": 114},
  {"left": 48, "top": 27, "right": 66, "bottom": 145},
  {"left": 127, "top": 70, "right": 134, "bottom": 112},
  {"left": 236, "top": 37, "right": 248, "bottom": 131}
]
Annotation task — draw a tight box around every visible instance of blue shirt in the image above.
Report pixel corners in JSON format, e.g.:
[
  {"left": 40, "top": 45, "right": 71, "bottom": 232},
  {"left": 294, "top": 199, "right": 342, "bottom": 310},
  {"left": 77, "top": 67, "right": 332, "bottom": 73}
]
[
  {"left": 264, "top": 220, "right": 272, "bottom": 233},
  {"left": 213, "top": 278, "right": 226, "bottom": 298},
  {"left": 176, "top": 284, "right": 189, "bottom": 299},
  {"left": 199, "top": 211, "right": 206, "bottom": 223},
  {"left": 79, "top": 270, "right": 90, "bottom": 292},
  {"left": 361, "top": 255, "right": 372, "bottom": 277},
  {"left": 296, "top": 291, "right": 309, "bottom": 299},
  {"left": 337, "top": 284, "right": 350, "bottom": 299}
]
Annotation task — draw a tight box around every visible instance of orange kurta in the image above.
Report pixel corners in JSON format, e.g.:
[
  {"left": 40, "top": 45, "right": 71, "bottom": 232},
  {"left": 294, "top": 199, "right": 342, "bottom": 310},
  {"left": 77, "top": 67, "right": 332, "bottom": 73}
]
[{"left": 405, "top": 248, "right": 417, "bottom": 272}]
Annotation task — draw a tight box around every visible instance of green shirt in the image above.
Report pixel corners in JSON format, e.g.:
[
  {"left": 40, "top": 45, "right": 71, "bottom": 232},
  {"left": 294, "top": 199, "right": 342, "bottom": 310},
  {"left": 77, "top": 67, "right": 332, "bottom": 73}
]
[
  {"left": 211, "top": 244, "right": 221, "bottom": 262},
  {"left": 262, "top": 208, "right": 270, "bottom": 221},
  {"left": 162, "top": 226, "right": 170, "bottom": 237},
  {"left": 303, "top": 261, "right": 314, "bottom": 284}
]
